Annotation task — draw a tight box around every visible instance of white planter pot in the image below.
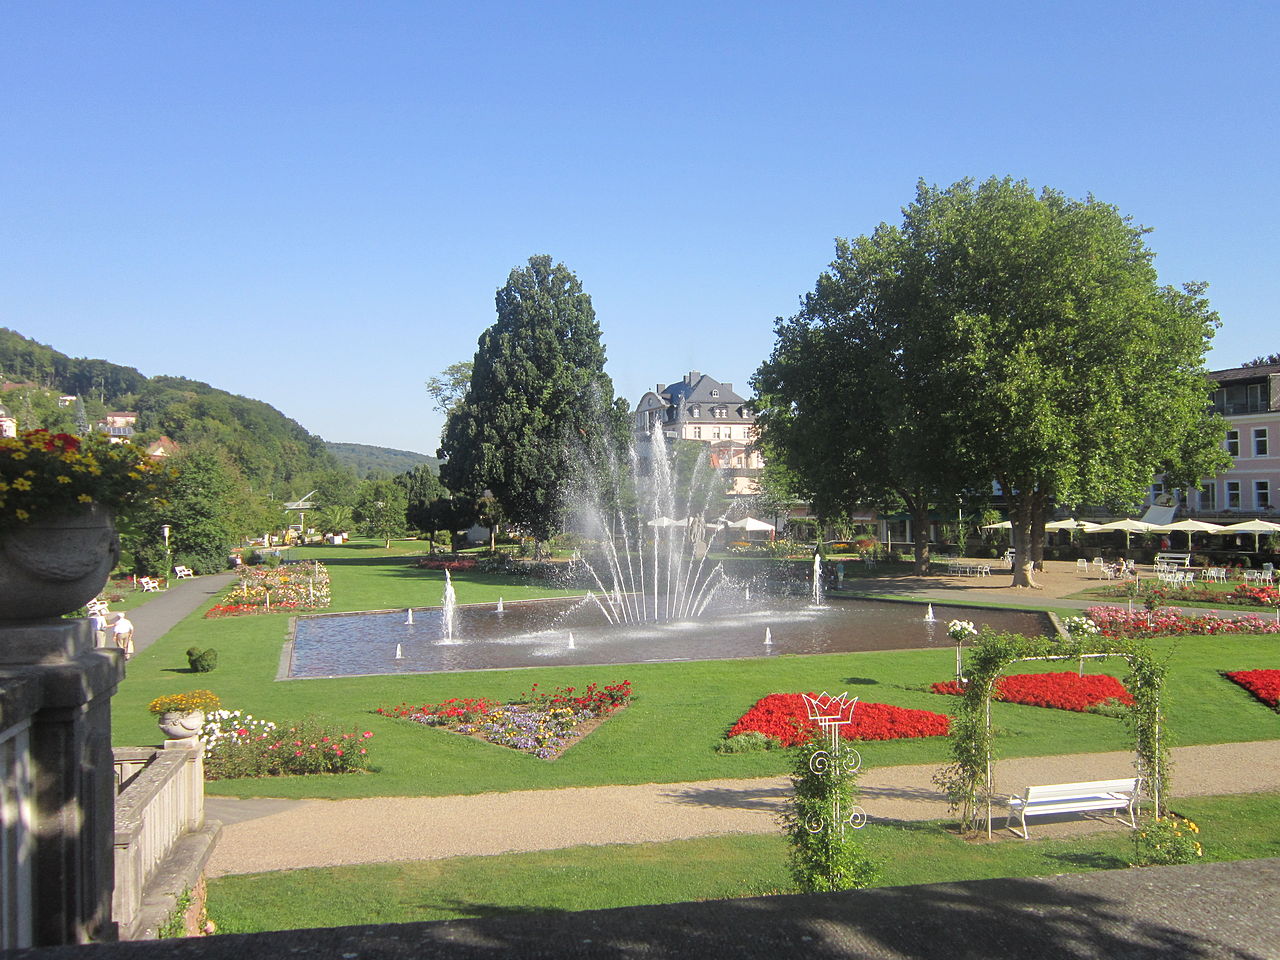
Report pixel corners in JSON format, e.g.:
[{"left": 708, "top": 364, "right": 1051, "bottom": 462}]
[{"left": 158, "top": 709, "right": 205, "bottom": 740}]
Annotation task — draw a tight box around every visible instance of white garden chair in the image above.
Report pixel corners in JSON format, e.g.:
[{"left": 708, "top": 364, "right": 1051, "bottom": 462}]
[{"left": 1076, "top": 558, "right": 1089, "bottom": 573}]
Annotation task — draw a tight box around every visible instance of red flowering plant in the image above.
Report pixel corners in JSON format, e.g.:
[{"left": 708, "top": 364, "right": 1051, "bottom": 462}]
[
  {"left": 0, "top": 428, "right": 174, "bottom": 531},
  {"left": 415, "top": 557, "right": 478, "bottom": 572},
  {"left": 1223, "top": 669, "right": 1280, "bottom": 711},
  {"left": 724, "top": 693, "right": 950, "bottom": 748},
  {"left": 204, "top": 561, "right": 331, "bottom": 617},
  {"left": 932, "top": 672, "right": 1134, "bottom": 714}
]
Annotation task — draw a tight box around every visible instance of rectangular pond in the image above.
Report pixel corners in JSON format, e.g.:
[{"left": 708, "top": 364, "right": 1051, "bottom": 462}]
[{"left": 283, "top": 596, "right": 1053, "bottom": 678}]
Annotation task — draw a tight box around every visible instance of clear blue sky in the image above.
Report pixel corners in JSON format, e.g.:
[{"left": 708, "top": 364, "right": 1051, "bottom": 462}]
[{"left": 3, "top": 1, "right": 1276, "bottom": 455}]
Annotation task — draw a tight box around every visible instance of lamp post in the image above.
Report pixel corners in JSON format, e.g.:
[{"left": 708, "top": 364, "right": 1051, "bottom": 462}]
[{"left": 160, "top": 523, "right": 172, "bottom": 576}]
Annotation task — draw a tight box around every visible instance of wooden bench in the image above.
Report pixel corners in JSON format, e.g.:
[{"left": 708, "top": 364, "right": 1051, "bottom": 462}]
[{"left": 1005, "top": 777, "right": 1139, "bottom": 839}]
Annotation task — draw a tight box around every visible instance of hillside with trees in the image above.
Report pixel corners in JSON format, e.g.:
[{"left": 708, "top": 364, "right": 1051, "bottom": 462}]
[{"left": 326, "top": 442, "right": 438, "bottom": 477}]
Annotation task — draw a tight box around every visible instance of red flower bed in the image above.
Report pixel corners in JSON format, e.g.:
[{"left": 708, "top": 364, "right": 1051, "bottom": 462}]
[
  {"left": 727, "top": 693, "right": 949, "bottom": 747},
  {"left": 415, "top": 558, "right": 478, "bottom": 571},
  {"left": 931, "top": 672, "right": 1134, "bottom": 712},
  {"left": 376, "top": 697, "right": 498, "bottom": 722},
  {"left": 1224, "top": 669, "right": 1280, "bottom": 710}
]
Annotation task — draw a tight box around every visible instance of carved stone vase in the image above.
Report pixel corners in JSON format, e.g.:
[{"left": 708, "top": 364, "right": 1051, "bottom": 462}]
[
  {"left": 157, "top": 709, "right": 205, "bottom": 740},
  {"left": 0, "top": 503, "right": 120, "bottom": 621}
]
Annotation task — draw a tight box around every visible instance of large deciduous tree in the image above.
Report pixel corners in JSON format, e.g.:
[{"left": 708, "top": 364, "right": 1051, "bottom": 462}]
[
  {"left": 757, "top": 177, "right": 1229, "bottom": 587},
  {"left": 438, "top": 255, "right": 621, "bottom": 543}
]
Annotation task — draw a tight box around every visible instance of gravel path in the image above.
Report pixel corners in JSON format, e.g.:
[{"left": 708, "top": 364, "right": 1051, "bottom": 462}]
[{"left": 205, "top": 739, "right": 1280, "bottom": 876}]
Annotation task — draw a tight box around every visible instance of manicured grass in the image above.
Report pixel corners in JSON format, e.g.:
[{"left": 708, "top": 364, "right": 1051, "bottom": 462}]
[
  {"left": 205, "top": 790, "right": 1280, "bottom": 933},
  {"left": 112, "top": 541, "right": 1280, "bottom": 799}
]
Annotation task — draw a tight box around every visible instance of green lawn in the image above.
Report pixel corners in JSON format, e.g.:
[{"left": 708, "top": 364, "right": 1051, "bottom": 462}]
[
  {"left": 205, "top": 790, "right": 1280, "bottom": 933},
  {"left": 111, "top": 542, "right": 1280, "bottom": 800}
]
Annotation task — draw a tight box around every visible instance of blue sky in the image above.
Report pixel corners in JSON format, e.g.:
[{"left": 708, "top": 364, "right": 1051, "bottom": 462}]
[{"left": 3, "top": 1, "right": 1276, "bottom": 456}]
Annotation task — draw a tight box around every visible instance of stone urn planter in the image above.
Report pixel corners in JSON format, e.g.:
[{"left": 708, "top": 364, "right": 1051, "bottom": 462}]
[
  {"left": 157, "top": 710, "right": 206, "bottom": 740},
  {"left": 0, "top": 504, "right": 120, "bottom": 621}
]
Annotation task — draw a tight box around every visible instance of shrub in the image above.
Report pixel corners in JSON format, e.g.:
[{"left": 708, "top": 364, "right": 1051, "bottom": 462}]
[
  {"left": 186, "top": 647, "right": 218, "bottom": 673},
  {"left": 781, "top": 737, "right": 880, "bottom": 892},
  {"left": 1131, "top": 814, "right": 1203, "bottom": 866},
  {"left": 715, "top": 731, "right": 777, "bottom": 753}
]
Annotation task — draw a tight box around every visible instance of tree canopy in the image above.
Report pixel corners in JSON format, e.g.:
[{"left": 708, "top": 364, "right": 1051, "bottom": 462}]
[
  {"left": 755, "top": 177, "right": 1228, "bottom": 586},
  {"left": 438, "top": 255, "right": 622, "bottom": 541}
]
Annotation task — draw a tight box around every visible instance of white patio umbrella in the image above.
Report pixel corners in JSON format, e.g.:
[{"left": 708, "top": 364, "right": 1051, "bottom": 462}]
[
  {"left": 1045, "top": 518, "right": 1103, "bottom": 544},
  {"left": 645, "top": 516, "right": 678, "bottom": 528},
  {"left": 1147, "top": 518, "right": 1227, "bottom": 551},
  {"left": 1218, "top": 519, "right": 1280, "bottom": 552},
  {"left": 1095, "top": 518, "right": 1159, "bottom": 549},
  {"left": 980, "top": 521, "right": 1012, "bottom": 530},
  {"left": 727, "top": 517, "right": 776, "bottom": 532}
]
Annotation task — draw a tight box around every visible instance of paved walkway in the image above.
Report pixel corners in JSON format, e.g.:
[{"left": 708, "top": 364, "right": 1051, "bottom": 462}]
[
  {"left": 125, "top": 572, "right": 237, "bottom": 654},
  {"left": 205, "top": 739, "right": 1280, "bottom": 876}
]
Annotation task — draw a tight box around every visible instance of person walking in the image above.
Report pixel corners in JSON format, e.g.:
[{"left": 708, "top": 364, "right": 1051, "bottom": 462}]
[{"left": 112, "top": 614, "right": 135, "bottom": 660}]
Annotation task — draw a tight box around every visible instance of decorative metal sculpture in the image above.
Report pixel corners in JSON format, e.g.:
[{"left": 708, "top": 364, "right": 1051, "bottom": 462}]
[{"left": 800, "top": 692, "right": 866, "bottom": 834}]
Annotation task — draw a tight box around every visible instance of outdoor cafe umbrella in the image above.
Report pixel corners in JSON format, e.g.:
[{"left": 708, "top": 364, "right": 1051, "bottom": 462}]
[
  {"left": 1147, "top": 518, "right": 1227, "bottom": 551},
  {"left": 1094, "top": 518, "right": 1159, "bottom": 549},
  {"left": 1045, "top": 518, "right": 1103, "bottom": 544},
  {"left": 980, "top": 521, "right": 1012, "bottom": 530},
  {"left": 727, "top": 517, "right": 776, "bottom": 533},
  {"left": 1218, "top": 518, "right": 1280, "bottom": 552},
  {"left": 645, "top": 517, "right": 679, "bottom": 528}
]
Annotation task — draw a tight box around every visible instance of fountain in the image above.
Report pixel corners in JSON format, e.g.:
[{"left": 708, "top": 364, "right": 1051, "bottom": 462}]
[
  {"left": 394, "top": 643, "right": 403, "bottom": 660},
  {"left": 924, "top": 604, "right": 936, "bottom": 622},
  {"left": 405, "top": 608, "right": 414, "bottom": 625},
  {"left": 286, "top": 426, "right": 1052, "bottom": 677},
  {"left": 441, "top": 569, "right": 458, "bottom": 642}
]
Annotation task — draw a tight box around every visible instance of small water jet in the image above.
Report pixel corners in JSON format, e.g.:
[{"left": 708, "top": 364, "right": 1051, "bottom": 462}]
[
  {"left": 394, "top": 643, "right": 403, "bottom": 660},
  {"left": 496, "top": 597, "right": 504, "bottom": 614},
  {"left": 812, "top": 553, "right": 825, "bottom": 606},
  {"left": 405, "top": 608, "right": 414, "bottom": 625},
  {"left": 764, "top": 627, "right": 772, "bottom": 646},
  {"left": 441, "top": 570, "right": 458, "bottom": 642},
  {"left": 924, "top": 604, "right": 936, "bottom": 622},
  {"left": 566, "top": 632, "right": 575, "bottom": 650}
]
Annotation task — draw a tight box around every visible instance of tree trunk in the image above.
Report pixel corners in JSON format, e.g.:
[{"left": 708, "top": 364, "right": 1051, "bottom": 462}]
[
  {"left": 1009, "top": 493, "right": 1040, "bottom": 588},
  {"left": 1031, "top": 497, "right": 1046, "bottom": 572},
  {"left": 911, "top": 502, "right": 931, "bottom": 574}
]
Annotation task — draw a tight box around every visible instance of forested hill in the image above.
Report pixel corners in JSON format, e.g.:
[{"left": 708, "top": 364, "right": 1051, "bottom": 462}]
[
  {"left": 325, "top": 442, "right": 438, "bottom": 477},
  {"left": 0, "top": 328, "right": 338, "bottom": 492}
]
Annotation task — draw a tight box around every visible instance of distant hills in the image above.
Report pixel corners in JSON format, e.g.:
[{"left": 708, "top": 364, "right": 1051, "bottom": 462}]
[{"left": 325, "top": 442, "right": 438, "bottom": 476}]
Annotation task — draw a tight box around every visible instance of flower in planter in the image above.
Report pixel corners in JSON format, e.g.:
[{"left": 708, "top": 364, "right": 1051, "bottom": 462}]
[
  {"left": 0, "top": 429, "right": 174, "bottom": 531},
  {"left": 148, "top": 689, "right": 221, "bottom": 715},
  {"left": 946, "top": 619, "right": 978, "bottom": 643}
]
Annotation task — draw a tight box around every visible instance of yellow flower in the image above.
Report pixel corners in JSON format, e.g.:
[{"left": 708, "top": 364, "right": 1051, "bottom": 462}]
[
  {"left": 10, "top": 451, "right": 25, "bottom": 460},
  {"left": 11, "top": 478, "right": 31, "bottom": 491},
  {"left": 56, "top": 475, "right": 72, "bottom": 484},
  {"left": 77, "top": 494, "right": 93, "bottom": 503},
  {"left": 15, "top": 509, "right": 29, "bottom": 520}
]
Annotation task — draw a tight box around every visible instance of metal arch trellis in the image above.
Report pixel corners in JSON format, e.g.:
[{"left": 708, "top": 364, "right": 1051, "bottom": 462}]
[{"left": 974, "top": 650, "right": 1164, "bottom": 840}]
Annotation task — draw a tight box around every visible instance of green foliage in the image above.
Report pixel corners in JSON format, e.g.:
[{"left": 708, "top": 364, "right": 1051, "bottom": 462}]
[
  {"left": 397, "top": 463, "right": 450, "bottom": 534},
  {"left": 425, "top": 360, "right": 473, "bottom": 416},
  {"left": 438, "top": 255, "right": 623, "bottom": 542},
  {"left": 186, "top": 647, "right": 218, "bottom": 673},
  {"left": 715, "top": 731, "right": 777, "bottom": 754},
  {"left": 1132, "top": 813, "right": 1203, "bottom": 865},
  {"left": 156, "top": 887, "right": 193, "bottom": 939},
  {"left": 354, "top": 476, "right": 409, "bottom": 546},
  {"left": 781, "top": 737, "right": 881, "bottom": 891},
  {"left": 313, "top": 505, "right": 353, "bottom": 536},
  {"left": 933, "top": 630, "right": 1169, "bottom": 835},
  {"left": 325, "top": 442, "right": 437, "bottom": 477}
]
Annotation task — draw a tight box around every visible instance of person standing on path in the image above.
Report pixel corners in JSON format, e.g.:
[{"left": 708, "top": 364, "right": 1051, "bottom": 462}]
[{"left": 112, "top": 613, "right": 135, "bottom": 660}]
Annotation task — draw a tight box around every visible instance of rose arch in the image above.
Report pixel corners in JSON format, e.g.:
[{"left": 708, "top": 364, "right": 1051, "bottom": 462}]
[{"left": 934, "top": 630, "right": 1168, "bottom": 838}]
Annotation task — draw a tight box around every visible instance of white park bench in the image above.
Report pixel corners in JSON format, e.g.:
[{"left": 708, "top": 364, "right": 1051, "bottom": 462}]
[
  {"left": 1005, "top": 777, "right": 1140, "bottom": 839},
  {"left": 1154, "top": 552, "right": 1191, "bottom": 568},
  {"left": 138, "top": 577, "right": 162, "bottom": 592},
  {"left": 173, "top": 565, "right": 195, "bottom": 579}
]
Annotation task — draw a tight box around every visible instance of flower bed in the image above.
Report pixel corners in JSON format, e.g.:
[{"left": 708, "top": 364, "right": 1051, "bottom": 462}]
[
  {"left": 725, "top": 693, "right": 949, "bottom": 748},
  {"left": 1223, "top": 669, "right": 1280, "bottom": 711},
  {"left": 1085, "top": 605, "right": 1280, "bottom": 639},
  {"left": 931, "top": 672, "right": 1134, "bottom": 713},
  {"left": 414, "top": 557, "right": 478, "bottom": 572},
  {"left": 205, "top": 561, "right": 331, "bottom": 617},
  {"left": 198, "top": 710, "right": 374, "bottom": 779},
  {"left": 377, "top": 681, "right": 632, "bottom": 760},
  {"left": 1095, "top": 582, "right": 1279, "bottom": 609}
]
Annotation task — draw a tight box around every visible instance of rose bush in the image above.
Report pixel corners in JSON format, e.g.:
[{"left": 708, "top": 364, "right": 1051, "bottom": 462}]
[{"left": 1086, "top": 605, "right": 1280, "bottom": 639}]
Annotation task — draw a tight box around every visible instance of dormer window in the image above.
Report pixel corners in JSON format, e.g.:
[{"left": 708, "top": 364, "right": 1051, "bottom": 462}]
[
  {"left": 713, "top": 406, "right": 727, "bottom": 418},
  {"left": 689, "top": 404, "right": 700, "bottom": 418},
  {"left": 710, "top": 390, "right": 719, "bottom": 398}
]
